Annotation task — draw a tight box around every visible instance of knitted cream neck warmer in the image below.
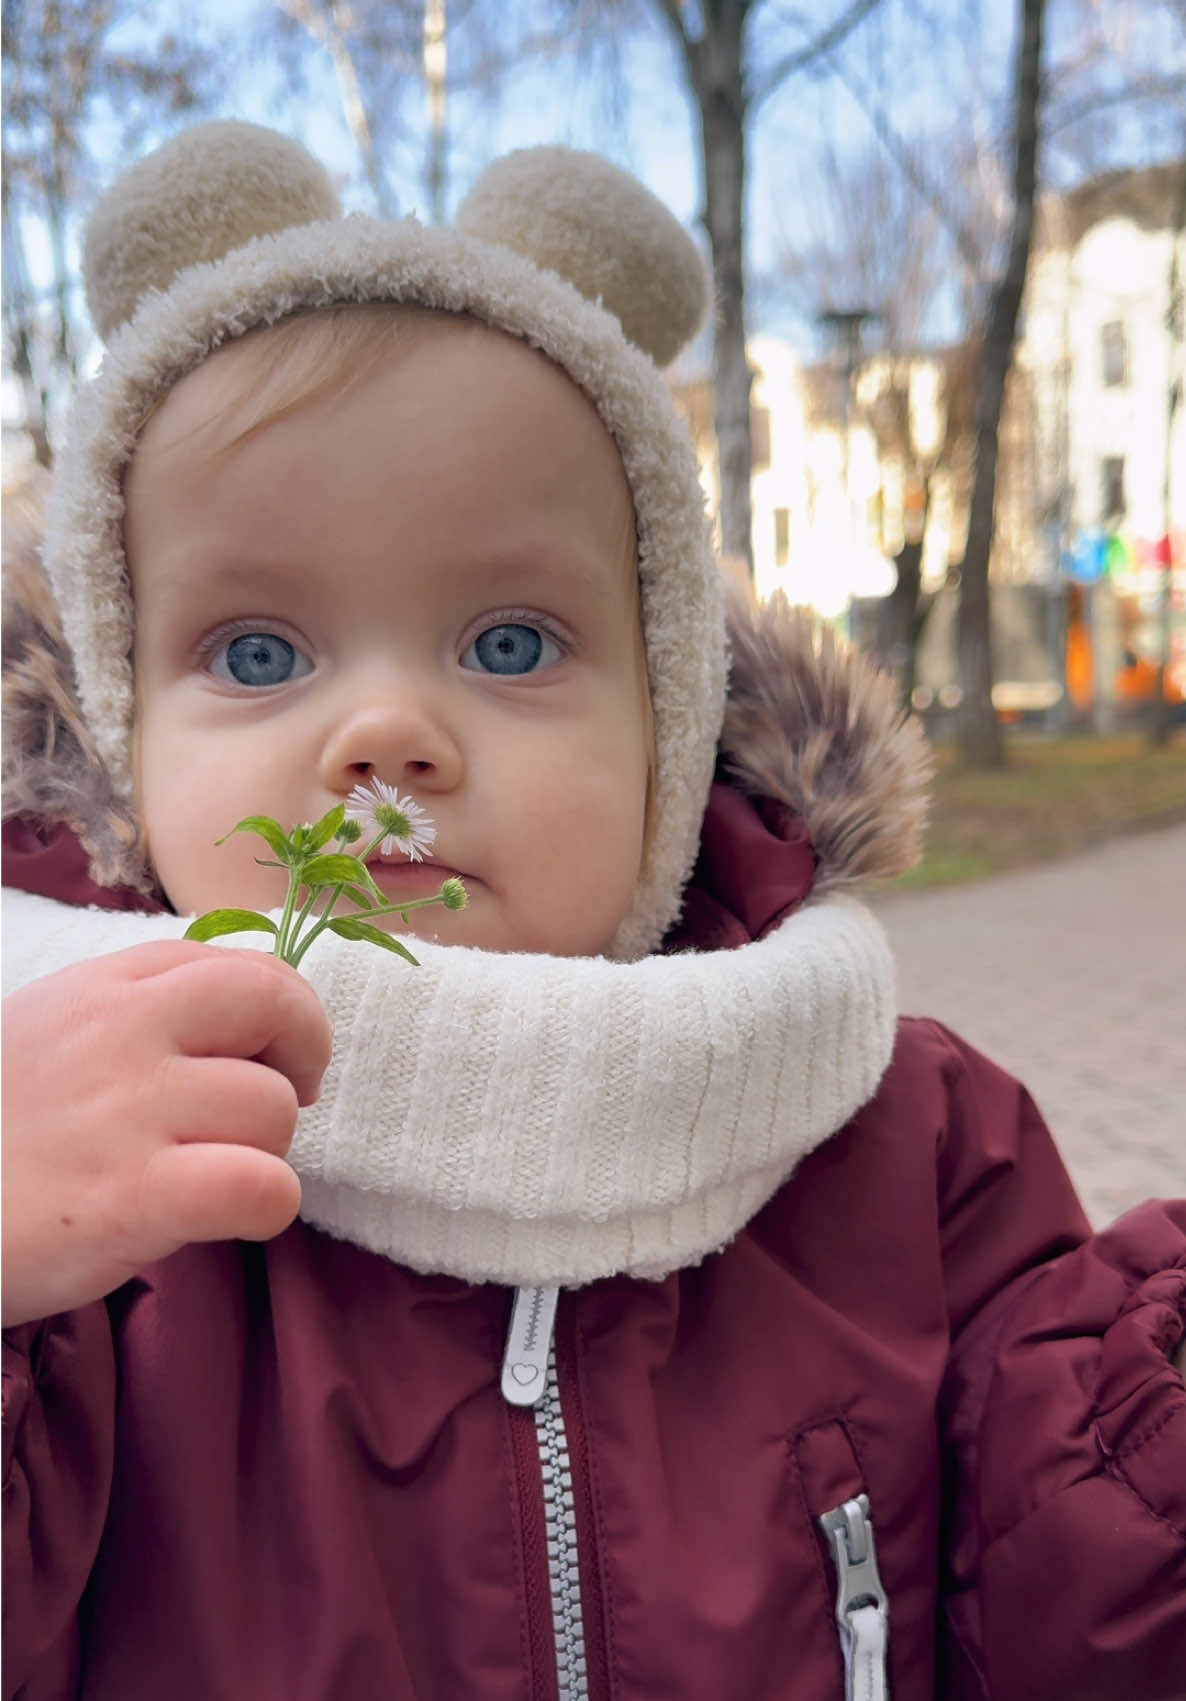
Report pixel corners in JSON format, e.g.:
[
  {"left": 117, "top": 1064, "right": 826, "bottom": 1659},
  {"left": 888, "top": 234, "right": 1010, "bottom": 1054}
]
[{"left": 2, "top": 887, "right": 896, "bottom": 1286}]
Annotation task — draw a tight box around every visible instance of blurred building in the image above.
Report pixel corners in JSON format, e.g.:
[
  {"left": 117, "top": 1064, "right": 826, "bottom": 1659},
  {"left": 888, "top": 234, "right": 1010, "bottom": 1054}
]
[
  {"left": 1020, "top": 159, "right": 1186, "bottom": 710},
  {"left": 670, "top": 333, "right": 1031, "bottom": 613},
  {"left": 672, "top": 161, "right": 1185, "bottom": 722},
  {"left": 1023, "top": 160, "right": 1185, "bottom": 549}
]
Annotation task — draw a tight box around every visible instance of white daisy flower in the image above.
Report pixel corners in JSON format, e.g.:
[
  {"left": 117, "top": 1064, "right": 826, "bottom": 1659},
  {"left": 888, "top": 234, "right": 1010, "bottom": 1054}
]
[{"left": 344, "top": 778, "right": 437, "bottom": 862}]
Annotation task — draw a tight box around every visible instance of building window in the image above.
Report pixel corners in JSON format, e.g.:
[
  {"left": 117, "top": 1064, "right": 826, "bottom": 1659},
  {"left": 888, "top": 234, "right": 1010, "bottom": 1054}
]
[
  {"left": 1101, "top": 455, "right": 1126, "bottom": 523},
  {"left": 773, "top": 506, "right": 790, "bottom": 566},
  {"left": 751, "top": 405, "right": 771, "bottom": 471},
  {"left": 1101, "top": 320, "right": 1128, "bottom": 388}
]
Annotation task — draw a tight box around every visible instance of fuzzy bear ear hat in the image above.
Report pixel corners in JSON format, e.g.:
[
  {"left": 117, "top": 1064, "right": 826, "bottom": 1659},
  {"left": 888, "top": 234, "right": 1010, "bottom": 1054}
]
[{"left": 44, "top": 120, "right": 725, "bottom": 960}]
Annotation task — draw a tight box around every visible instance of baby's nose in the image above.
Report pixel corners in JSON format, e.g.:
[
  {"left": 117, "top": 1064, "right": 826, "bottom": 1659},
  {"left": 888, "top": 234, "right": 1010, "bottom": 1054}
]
[{"left": 319, "top": 689, "right": 463, "bottom": 792}]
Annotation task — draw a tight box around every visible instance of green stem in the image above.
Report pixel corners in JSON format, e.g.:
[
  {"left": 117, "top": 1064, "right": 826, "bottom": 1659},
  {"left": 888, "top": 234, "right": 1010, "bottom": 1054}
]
[
  {"left": 351, "top": 893, "right": 451, "bottom": 920},
  {"left": 288, "top": 887, "right": 452, "bottom": 969},
  {"left": 283, "top": 827, "right": 382, "bottom": 962},
  {"left": 289, "top": 924, "right": 332, "bottom": 970},
  {"left": 285, "top": 881, "right": 336, "bottom": 963},
  {"left": 273, "top": 866, "right": 303, "bottom": 959}
]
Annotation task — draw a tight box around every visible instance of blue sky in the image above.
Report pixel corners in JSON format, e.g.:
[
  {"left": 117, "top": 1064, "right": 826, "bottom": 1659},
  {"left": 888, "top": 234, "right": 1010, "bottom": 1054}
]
[
  {"left": 55, "top": 0, "right": 1186, "bottom": 297},
  {"left": 86, "top": 0, "right": 1020, "bottom": 355},
  {"left": 7, "top": 0, "right": 1183, "bottom": 434}
]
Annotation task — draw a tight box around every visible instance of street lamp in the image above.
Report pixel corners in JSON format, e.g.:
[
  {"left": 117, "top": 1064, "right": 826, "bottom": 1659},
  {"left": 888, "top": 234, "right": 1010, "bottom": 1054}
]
[{"left": 817, "top": 306, "right": 879, "bottom": 558}]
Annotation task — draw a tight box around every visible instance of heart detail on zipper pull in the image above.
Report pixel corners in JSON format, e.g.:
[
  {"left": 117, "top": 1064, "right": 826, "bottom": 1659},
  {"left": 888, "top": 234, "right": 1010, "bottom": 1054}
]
[{"left": 501, "top": 1286, "right": 559, "bottom": 1407}]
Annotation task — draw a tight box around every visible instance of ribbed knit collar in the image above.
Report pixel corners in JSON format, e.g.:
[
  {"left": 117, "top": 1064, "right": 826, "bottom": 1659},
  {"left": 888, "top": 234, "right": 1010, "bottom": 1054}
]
[
  {"left": 1, "top": 790, "right": 897, "bottom": 1288},
  {"left": 291, "top": 888, "right": 896, "bottom": 1285}
]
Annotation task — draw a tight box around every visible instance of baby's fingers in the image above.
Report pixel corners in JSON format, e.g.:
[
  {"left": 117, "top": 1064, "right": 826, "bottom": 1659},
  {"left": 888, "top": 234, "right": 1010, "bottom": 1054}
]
[
  {"left": 156, "top": 953, "right": 332, "bottom": 1105},
  {"left": 162, "top": 1055, "right": 303, "bottom": 1153},
  {"left": 139, "top": 1142, "right": 302, "bottom": 1247}
]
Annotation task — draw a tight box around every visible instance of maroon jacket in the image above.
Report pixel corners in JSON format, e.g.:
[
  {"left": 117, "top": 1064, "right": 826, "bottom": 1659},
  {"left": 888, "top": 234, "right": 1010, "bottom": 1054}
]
[{"left": 4, "top": 802, "right": 1185, "bottom": 1701}]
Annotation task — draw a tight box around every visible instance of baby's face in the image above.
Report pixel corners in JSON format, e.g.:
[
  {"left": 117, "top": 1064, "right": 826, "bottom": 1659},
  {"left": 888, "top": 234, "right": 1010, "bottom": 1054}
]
[{"left": 126, "top": 318, "right": 651, "bottom": 956}]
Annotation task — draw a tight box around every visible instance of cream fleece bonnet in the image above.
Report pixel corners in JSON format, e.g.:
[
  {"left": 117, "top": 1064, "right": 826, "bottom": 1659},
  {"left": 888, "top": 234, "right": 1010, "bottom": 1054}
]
[{"left": 44, "top": 121, "right": 725, "bottom": 960}]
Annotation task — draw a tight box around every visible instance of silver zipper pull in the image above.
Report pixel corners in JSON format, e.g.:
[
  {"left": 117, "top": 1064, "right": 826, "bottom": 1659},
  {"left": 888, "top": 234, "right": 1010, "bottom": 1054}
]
[
  {"left": 501, "top": 1285, "right": 559, "bottom": 1407},
  {"left": 819, "top": 1494, "right": 890, "bottom": 1701}
]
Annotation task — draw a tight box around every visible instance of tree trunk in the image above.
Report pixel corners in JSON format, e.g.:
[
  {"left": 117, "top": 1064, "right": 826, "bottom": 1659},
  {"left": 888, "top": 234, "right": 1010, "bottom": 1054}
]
[
  {"left": 1151, "top": 161, "right": 1186, "bottom": 747},
  {"left": 1, "top": 197, "right": 54, "bottom": 468},
  {"left": 881, "top": 532, "right": 926, "bottom": 709},
  {"left": 687, "top": 3, "right": 754, "bottom": 573},
  {"left": 956, "top": 0, "right": 1045, "bottom": 767}
]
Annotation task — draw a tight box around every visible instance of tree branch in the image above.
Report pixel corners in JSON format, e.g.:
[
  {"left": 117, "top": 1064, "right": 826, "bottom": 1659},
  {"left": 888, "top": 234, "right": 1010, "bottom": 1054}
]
[
  {"left": 653, "top": 0, "right": 692, "bottom": 52},
  {"left": 750, "top": 0, "right": 882, "bottom": 111},
  {"left": 1046, "top": 71, "right": 1186, "bottom": 138},
  {"left": 828, "top": 56, "right": 986, "bottom": 277},
  {"left": 273, "top": 0, "right": 398, "bottom": 216}
]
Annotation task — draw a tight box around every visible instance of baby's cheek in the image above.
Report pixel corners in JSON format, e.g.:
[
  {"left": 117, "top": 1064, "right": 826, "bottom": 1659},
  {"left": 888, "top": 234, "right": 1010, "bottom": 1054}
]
[
  {"left": 139, "top": 824, "right": 197, "bottom": 917},
  {"left": 134, "top": 759, "right": 216, "bottom": 915}
]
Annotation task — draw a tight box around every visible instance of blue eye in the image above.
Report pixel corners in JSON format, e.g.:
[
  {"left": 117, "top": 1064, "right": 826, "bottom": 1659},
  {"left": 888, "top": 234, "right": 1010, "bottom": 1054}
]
[
  {"left": 211, "top": 632, "right": 312, "bottom": 687},
  {"left": 461, "top": 623, "right": 561, "bottom": 676}
]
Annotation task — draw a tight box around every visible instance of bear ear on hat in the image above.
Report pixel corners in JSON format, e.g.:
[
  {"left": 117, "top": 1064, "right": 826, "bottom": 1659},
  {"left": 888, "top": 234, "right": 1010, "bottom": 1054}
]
[
  {"left": 83, "top": 120, "right": 340, "bottom": 343},
  {"left": 456, "top": 146, "right": 708, "bottom": 369}
]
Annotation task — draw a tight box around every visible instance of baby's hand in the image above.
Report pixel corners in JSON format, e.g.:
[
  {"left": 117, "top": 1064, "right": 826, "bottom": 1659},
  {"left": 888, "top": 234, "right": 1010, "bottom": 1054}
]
[{"left": 1, "top": 941, "right": 332, "bottom": 1327}]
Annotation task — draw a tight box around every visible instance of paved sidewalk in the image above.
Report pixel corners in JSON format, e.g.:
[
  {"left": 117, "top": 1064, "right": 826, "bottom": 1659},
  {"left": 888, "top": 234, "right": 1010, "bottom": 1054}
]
[{"left": 871, "top": 821, "right": 1185, "bottom": 1225}]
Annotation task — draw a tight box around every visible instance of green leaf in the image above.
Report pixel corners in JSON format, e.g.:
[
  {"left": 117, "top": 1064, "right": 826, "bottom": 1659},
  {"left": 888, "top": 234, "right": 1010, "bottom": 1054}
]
[
  {"left": 215, "top": 815, "right": 292, "bottom": 861},
  {"left": 327, "top": 915, "right": 420, "bottom": 964},
  {"left": 183, "top": 908, "right": 279, "bottom": 942},
  {"left": 339, "top": 883, "right": 378, "bottom": 910},
  {"left": 308, "top": 803, "right": 346, "bottom": 851},
  {"left": 297, "top": 852, "right": 379, "bottom": 890}
]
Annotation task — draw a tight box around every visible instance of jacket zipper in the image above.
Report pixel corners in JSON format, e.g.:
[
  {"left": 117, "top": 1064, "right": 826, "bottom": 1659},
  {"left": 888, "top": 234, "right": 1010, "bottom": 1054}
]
[
  {"left": 503, "top": 1285, "right": 590, "bottom": 1701},
  {"left": 818, "top": 1494, "right": 890, "bottom": 1701},
  {"left": 504, "top": 1295, "right": 889, "bottom": 1701}
]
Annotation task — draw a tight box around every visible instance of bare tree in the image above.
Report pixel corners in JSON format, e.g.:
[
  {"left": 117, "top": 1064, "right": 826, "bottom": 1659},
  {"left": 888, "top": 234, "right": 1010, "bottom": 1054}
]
[
  {"left": 255, "top": 0, "right": 887, "bottom": 576},
  {"left": 263, "top": 0, "right": 428, "bottom": 217},
  {"left": 955, "top": 0, "right": 1045, "bottom": 767},
  {"left": 763, "top": 0, "right": 1185, "bottom": 763},
  {"left": 259, "top": 0, "right": 1182, "bottom": 769},
  {"left": 649, "top": 0, "right": 884, "bottom": 576},
  {"left": 775, "top": 140, "right": 985, "bottom": 704},
  {"left": 870, "top": 343, "right": 981, "bottom": 708},
  {"left": 1, "top": 0, "right": 211, "bottom": 465},
  {"left": 269, "top": 0, "right": 414, "bottom": 217},
  {"left": 260, "top": 0, "right": 624, "bottom": 222},
  {"left": 1043, "top": 0, "right": 1186, "bottom": 179}
]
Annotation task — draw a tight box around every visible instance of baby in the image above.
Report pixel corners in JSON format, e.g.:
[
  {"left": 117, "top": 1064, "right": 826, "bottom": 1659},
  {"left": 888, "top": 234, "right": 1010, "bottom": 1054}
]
[
  {"left": 127, "top": 306, "right": 652, "bottom": 960},
  {"left": 3, "top": 121, "right": 1184, "bottom": 1701}
]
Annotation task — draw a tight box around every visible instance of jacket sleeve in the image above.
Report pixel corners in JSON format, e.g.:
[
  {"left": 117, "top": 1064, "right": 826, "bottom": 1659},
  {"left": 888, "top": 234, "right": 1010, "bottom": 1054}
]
[
  {"left": 2, "top": 1307, "right": 116, "bottom": 1700},
  {"left": 926, "top": 1020, "right": 1186, "bottom": 1701}
]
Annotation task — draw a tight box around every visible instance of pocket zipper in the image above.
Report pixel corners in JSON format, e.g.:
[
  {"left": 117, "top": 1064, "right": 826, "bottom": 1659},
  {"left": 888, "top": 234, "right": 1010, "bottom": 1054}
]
[{"left": 819, "top": 1494, "right": 890, "bottom": 1701}]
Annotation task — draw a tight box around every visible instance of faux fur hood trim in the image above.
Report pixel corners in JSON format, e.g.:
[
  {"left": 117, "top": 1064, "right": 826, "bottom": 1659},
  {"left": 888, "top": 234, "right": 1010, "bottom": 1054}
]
[
  {"left": 3, "top": 518, "right": 932, "bottom": 895},
  {"left": 720, "top": 588, "right": 934, "bottom": 890}
]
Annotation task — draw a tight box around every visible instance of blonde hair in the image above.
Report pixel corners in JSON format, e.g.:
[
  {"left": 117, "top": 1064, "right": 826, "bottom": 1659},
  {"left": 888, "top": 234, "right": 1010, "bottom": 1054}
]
[{"left": 132, "top": 301, "right": 444, "bottom": 448}]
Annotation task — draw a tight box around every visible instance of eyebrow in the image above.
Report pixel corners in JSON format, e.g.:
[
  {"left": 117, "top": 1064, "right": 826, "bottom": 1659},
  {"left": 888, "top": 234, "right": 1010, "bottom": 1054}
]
[
  {"left": 146, "top": 528, "right": 636, "bottom": 607},
  {"left": 447, "top": 535, "right": 636, "bottom": 601}
]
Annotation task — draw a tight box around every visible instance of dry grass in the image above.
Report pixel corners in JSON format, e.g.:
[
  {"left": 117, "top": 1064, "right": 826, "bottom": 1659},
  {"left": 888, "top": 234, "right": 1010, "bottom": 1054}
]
[{"left": 889, "top": 733, "right": 1186, "bottom": 889}]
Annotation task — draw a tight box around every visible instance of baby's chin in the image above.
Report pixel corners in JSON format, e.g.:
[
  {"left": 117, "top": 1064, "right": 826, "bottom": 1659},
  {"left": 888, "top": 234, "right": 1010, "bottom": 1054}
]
[{"left": 370, "top": 907, "right": 468, "bottom": 950}]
